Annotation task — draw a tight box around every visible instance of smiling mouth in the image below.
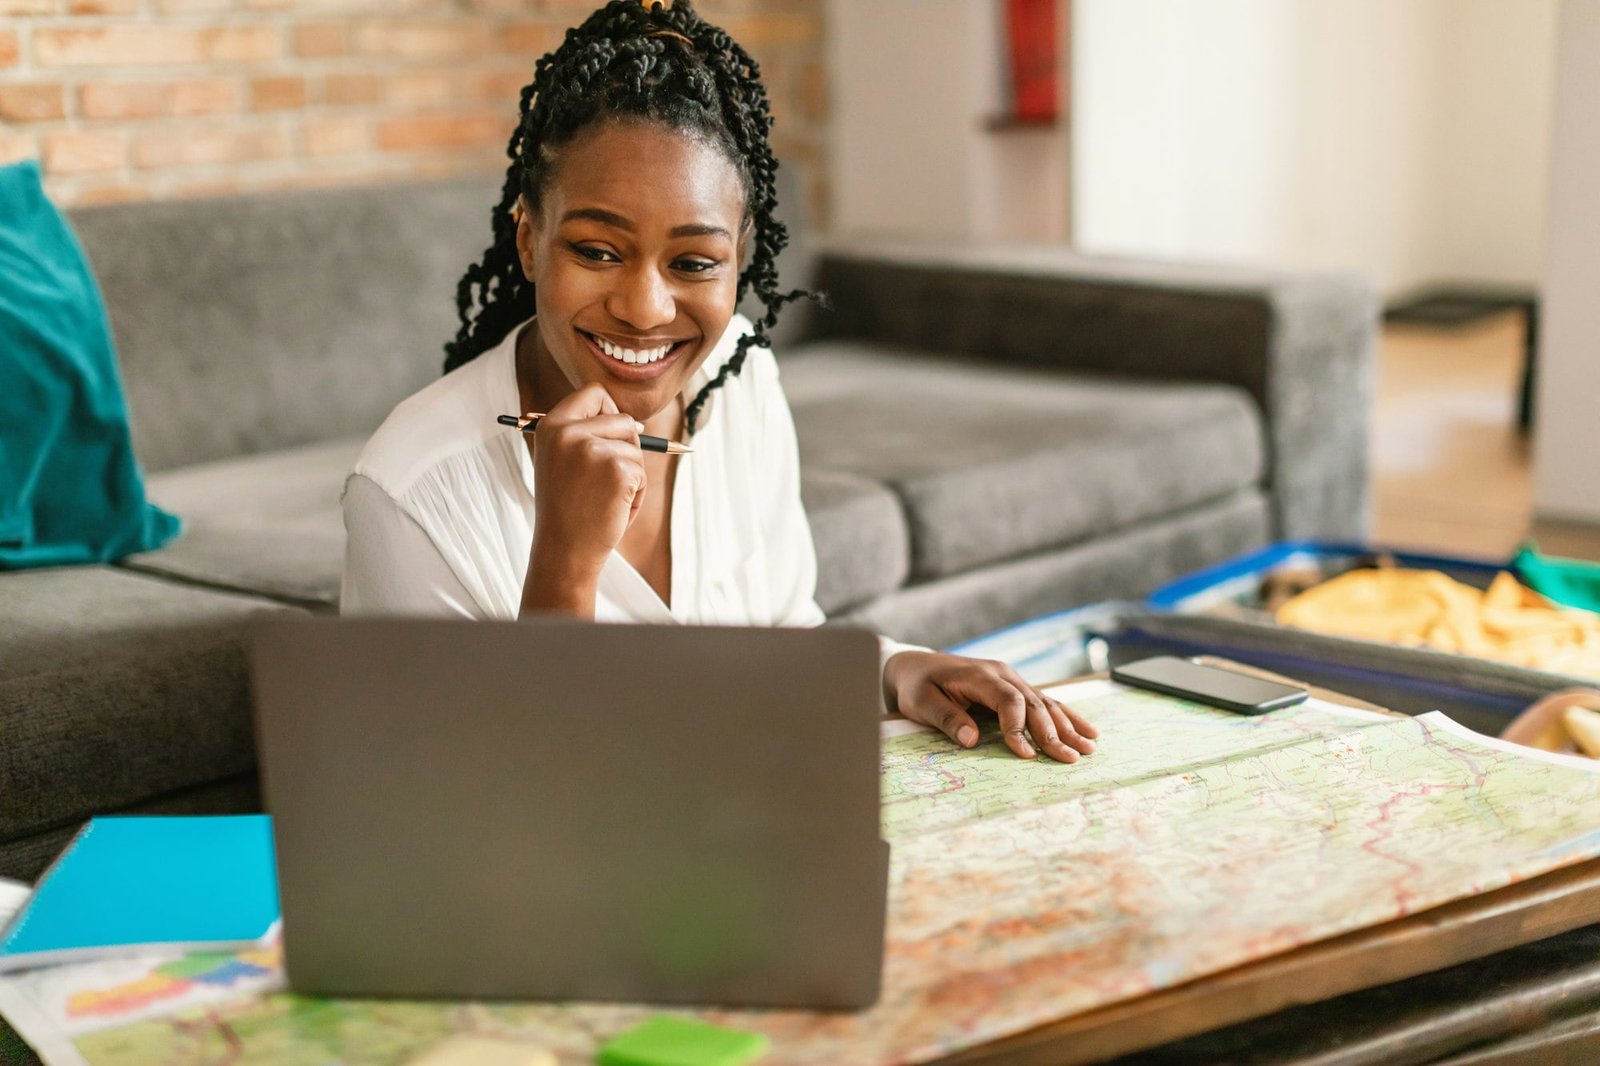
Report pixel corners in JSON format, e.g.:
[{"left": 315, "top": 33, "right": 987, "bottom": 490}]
[{"left": 578, "top": 329, "right": 691, "bottom": 367}]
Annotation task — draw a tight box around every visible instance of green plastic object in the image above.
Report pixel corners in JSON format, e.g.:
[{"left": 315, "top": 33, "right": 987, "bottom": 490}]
[
  {"left": 597, "top": 1017, "right": 769, "bottom": 1066},
  {"left": 1513, "top": 544, "right": 1600, "bottom": 614}
]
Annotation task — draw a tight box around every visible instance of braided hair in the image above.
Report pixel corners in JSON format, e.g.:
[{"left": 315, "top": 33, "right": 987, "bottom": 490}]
[{"left": 443, "top": 0, "right": 817, "bottom": 434}]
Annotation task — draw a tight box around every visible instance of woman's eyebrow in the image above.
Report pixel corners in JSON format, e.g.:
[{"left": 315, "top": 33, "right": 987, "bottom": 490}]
[
  {"left": 560, "top": 207, "right": 731, "bottom": 241},
  {"left": 561, "top": 207, "right": 633, "bottom": 230},
  {"left": 668, "top": 222, "right": 733, "bottom": 240}
]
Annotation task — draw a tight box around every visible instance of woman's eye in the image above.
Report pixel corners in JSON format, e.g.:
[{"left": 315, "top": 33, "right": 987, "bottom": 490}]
[
  {"left": 674, "top": 258, "right": 719, "bottom": 274},
  {"left": 570, "top": 243, "right": 616, "bottom": 263}
]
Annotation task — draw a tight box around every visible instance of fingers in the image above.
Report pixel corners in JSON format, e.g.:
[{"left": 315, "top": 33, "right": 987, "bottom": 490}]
[
  {"left": 541, "top": 384, "right": 642, "bottom": 439},
  {"left": 543, "top": 382, "right": 618, "bottom": 422},
  {"left": 1025, "top": 694, "right": 1081, "bottom": 764},
  {"left": 955, "top": 670, "right": 1102, "bottom": 763},
  {"left": 1054, "top": 698, "right": 1100, "bottom": 741},
  {"left": 538, "top": 384, "right": 641, "bottom": 447},
  {"left": 937, "top": 669, "right": 1036, "bottom": 760},
  {"left": 1028, "top": 685, "right": 1095, "bottom": 759},
  {"left": 1047, "top": 701, "right": 1095, "bottom": 758},
  {"left": 585, "top": 413, "right": 646, "bottom": 443},
  {"left": 625, "top": 465, "right": 647, "bottom": 525},
  {"left": 964, "top": 674, "right": 1035, "bottom": 760},
  {"left": 539, "top": 419, "right": 646, "bottom": 512},
  {"left": 901, "top": 654, "right": 1103, "bottom": 764},
  {"left": 545, "top": 412, "right": 644, "bottom": 445},
  {"left": 904, "top": 686, "right": 981, "bottom": 749}
]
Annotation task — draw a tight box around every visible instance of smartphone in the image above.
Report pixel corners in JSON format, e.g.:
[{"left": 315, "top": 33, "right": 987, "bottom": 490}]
[{"left": 1109, "top": 656, "right": 1307, "bottom": 715}]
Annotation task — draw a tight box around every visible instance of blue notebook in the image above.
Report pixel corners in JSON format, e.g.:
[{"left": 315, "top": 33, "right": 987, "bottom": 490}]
[{"left": 0, "top": 815, "right": 280, "bottom": 971}]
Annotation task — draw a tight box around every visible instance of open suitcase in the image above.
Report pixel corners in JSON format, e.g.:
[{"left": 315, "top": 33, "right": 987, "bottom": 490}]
[{"left": 952, "top": 543, "right": 1598, "bottom": 738}]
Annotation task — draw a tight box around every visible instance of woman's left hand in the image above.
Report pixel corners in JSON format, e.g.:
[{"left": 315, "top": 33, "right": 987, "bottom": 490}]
[{"left": 883, "top": 651, "right": 1099, "bottom": 763}]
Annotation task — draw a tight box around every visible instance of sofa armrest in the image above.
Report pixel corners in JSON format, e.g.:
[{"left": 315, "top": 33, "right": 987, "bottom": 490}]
[{"left": 799, "top": 240, "right": 1378, "bottom": 542}]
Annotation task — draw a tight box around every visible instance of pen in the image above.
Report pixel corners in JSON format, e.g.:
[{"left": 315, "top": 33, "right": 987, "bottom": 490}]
[{"left": 496, "top": 413, "right": 693, "bottom": 455}]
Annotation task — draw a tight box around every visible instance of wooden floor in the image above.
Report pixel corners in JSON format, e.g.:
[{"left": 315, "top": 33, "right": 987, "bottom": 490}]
[{"left": 1372, "top": 311, "right": 1600, "bottom": 563}]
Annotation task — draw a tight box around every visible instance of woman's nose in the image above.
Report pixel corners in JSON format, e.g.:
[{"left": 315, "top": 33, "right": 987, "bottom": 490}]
[{"left": 607, "top": 265, "right": 675, "bottom": 331}]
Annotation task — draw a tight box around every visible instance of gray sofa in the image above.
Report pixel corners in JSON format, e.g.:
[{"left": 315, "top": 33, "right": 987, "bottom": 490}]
[{"left": 0, "top": 175, "right": 1375, "bottom": 881}]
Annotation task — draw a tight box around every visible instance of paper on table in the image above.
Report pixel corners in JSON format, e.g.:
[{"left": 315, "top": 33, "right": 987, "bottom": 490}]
[
  {"left": 881, "top": 677, "right": 1397, "bottom": 839},
  {"left": 881, "top": 676, "right": 1389, "bottom": 738},
  {"left": 0, "top": 938, "right": 284, "bottom": 1066},
  {"left": 14, "top": 683, "right": 1600, "bottom": 1066}
]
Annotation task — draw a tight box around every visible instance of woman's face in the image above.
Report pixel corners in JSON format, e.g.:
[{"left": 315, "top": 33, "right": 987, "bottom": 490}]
[{"left": 516, "top": 119, "right": 748, "bottom": 423}]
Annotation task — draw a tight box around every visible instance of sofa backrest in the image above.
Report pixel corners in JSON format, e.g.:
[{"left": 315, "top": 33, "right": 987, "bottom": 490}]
[
  {"left": 69, "top": 177, "right": 500, "bottom": 473},
  {"left": 68, "top": 163, "right": 813, "bottom": 474}
]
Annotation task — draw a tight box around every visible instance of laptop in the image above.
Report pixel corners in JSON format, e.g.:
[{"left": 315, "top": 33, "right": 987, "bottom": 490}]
[{"left": 249, "top": 616, "right": 888, "bottom": 1010}]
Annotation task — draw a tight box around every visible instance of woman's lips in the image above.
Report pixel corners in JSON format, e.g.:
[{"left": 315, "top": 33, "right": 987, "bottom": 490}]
[{"left": 576, "top": 329, "right": 691, "bottom": 382}]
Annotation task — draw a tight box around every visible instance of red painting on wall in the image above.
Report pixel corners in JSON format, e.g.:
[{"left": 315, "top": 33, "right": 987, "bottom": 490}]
[{"left": 1005, "top": 0, "right": 1059, "bottom": 124}]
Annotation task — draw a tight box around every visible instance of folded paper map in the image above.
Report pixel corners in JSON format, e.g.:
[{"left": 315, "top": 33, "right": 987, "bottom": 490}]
[{"left": 6, "top": 679, "right": 1600, "bottom": 1066}]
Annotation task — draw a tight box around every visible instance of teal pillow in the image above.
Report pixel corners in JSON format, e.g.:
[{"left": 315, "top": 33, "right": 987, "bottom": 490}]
[{"left": 0, "top": 159, "right": 179, "bottom": 568}]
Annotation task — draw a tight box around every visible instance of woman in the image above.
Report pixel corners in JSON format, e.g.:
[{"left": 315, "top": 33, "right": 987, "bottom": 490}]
[{"left": 341, "top": 0, "right": 1097, "bottom": 763}]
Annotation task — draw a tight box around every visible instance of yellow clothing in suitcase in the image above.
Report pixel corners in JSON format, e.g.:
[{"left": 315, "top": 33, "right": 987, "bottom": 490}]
[{"left": 1277, "top": 569, "right": 1600, "bottom": 679}]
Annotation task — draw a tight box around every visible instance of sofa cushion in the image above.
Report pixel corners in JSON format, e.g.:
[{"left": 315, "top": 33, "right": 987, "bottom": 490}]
[
  {"left": 0, "top": 567, "right": 294, "bottom": 844},
  {"left": 123, "top": 437, "right": 363, "bottom": 608},
  {"left": 831, "top": 488, "right": 1271, "bottom": 649},
  {"left": 801, "top": 467, "right": 909, "bottom": 614},
  {"left": 125, "top": 435, "right": 906, "bottom": 616},
  {"left": 68, "top": 177, "right": 498, "bottom": 474},
  {"left": 781, "top": 343, "right": 1266, "bottom": 581}
]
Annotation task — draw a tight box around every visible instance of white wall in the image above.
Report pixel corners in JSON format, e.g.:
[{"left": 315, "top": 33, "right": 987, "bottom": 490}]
[
  {"left": 1532, "top": 0, "right": 1600, "bottom": 523},
  {"left": 827, "top": 0, "right": 988, "bottom": 238},
  {"left": 825, "top": 0, "right": 1069, "bottom": 242},
  {"left": 1070, "top": 0, "right": 1557, "bottom": 295},
  {"left": 1431, "top": 0, "right": 1561, "bottom": 286},
  {"left": 826, "top": 0, "right": 1559, "bottom": 295},
  {"left": 1072, "top": 1, "right": 1313, "bottom": 266}
]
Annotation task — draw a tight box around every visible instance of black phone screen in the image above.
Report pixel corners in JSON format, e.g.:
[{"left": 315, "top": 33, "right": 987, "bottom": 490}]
[{"left": 1109, "top": 656, "right": 1308, "bottom": 715}]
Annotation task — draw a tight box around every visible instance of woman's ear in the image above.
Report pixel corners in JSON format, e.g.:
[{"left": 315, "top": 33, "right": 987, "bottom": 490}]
[{"left": 514, "top": 194, "right": 537, "bottom": 282}]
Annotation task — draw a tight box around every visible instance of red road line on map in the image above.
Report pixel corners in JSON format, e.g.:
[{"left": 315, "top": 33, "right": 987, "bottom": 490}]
[
  {"left": 169, "top": 1009, "right": 243, "bottom": 1064},
  {"left": 1360, "top": 720, "right": 1495, "bottom": 912},
  {"left": 1361, "top": 783, "right": 1467, "bottom": 912},
  {"left": 217, "top": 1015, "right": 244, "bottom": 1063}
]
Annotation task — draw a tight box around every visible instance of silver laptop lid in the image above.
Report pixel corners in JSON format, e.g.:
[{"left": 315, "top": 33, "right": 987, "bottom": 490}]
[{"left": 250, "top": 616, "right": 887, "bottom": 1009}]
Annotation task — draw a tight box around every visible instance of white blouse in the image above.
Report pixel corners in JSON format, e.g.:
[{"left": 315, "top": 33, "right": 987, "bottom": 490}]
[{"left": 341, "top": 314, "right": 918, "bottom": 674}]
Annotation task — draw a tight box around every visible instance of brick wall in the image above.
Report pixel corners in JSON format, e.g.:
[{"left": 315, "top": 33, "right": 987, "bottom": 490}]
[{"left": 0, "top": 0, "right": 827, "bottom": 216}]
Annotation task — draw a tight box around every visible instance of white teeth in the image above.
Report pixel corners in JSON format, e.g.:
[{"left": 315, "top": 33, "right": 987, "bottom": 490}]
[{"left": 592, "top": 334, "right": 672, "bottom": 365}]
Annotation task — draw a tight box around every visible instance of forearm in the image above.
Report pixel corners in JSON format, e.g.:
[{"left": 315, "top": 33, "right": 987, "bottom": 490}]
[{"left": 518, "top": 538, "right": 602, "bottom": 620}]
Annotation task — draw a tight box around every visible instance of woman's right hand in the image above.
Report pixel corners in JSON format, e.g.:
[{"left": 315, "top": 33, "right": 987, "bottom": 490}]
[{"left": 521, "top": 383, "right": 645, "bottom": 615}]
